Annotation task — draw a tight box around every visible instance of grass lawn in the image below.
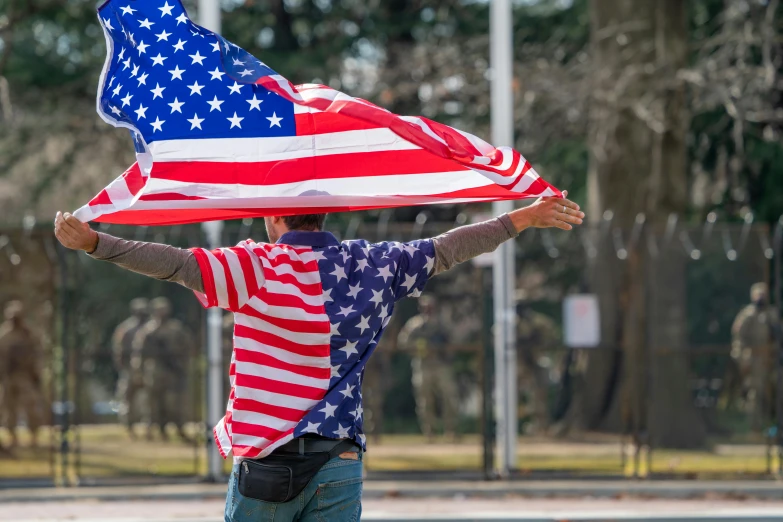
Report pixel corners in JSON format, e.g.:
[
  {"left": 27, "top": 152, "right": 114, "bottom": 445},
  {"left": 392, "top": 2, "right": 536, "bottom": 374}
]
[{"left": 0, "top": 425, "right": 777, "bottom": 481}]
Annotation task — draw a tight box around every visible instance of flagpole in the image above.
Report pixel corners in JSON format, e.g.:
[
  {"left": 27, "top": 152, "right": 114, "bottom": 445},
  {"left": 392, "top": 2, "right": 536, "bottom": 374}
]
[
  {"left": 490, "top": 0, "right": 517, "bottom": 478},
  {"left": 199, "top": 0, "right": 224, "bottom": 483}
]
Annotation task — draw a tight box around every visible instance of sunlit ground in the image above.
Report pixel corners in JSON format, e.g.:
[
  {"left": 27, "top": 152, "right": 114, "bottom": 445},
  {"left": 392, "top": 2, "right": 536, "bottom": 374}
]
[{"left": 0, "top": 425, "right": 778, "bottom": 481}]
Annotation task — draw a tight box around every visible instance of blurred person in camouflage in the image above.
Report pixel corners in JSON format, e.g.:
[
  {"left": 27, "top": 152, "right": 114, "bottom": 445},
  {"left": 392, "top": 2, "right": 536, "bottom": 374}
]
[
  {"left": 112, "top": 297, "right": 149, "bottom": 439},
  {"left": 515, "top": 297, "right": 559, "bottom": 433},
  {"left": 136, "top": 297, "right": 194, "bottom": 442},
  {"left": 0, "top": 301, "right": 44, "bottom": 449},
  {"left": 398, "top": 295, "right": 458, "bottom": 442},
  {"left": 731, "top": 282, "right": 781, "bottom": 430}
]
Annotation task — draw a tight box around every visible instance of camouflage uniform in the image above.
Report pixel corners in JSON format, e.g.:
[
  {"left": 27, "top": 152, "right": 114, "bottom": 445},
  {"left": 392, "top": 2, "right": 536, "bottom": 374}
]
[
  {"left": 398, "top": 296, "right": 458, "bottom": 441},
  {"left": 0, "top": 301, "right": 44, "bottom": 448},
  {"left": 136, "top": 297, "right": 194, "bottom": 441},
  {"left": 112, "top": 298, "right": 149, "bottom": 437},
  {"left": 731, "top": 283, "right": 781, "bottom": 429},
  {"left": 516, "top": 306, "right": 559, "bottom": 433}
]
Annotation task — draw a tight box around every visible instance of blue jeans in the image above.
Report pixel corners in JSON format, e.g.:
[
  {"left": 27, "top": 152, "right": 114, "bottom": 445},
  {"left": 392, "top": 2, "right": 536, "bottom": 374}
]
[{"left": 224, "top": 452, "right": 363, "bottom": 522}]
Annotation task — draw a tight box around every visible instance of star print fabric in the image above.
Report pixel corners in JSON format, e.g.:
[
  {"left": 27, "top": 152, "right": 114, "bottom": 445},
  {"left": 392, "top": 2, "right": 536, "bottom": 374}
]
[{"left": 190, "top": 230, "right": 435, "bottom": 459}]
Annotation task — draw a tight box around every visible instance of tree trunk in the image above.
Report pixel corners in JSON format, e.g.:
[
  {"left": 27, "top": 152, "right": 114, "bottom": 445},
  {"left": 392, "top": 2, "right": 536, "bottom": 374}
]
[{"left": 562, "top": 0, "right": 706, "bottom": 448}]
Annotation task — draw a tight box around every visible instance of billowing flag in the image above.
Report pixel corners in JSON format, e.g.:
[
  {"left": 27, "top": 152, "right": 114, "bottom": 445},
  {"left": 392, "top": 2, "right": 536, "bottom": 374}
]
[{"left": 75, "top": 0, "right": 561, "bottom": 226}]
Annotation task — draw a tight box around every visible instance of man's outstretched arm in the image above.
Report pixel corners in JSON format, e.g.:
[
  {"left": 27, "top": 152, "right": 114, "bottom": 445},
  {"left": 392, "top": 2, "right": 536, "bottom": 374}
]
[
  {"left": 431, "top": 192, "right": 584, "bottom": 275},
  {"left": 53, "top": 212, "right": 204, "bottom": 292}
]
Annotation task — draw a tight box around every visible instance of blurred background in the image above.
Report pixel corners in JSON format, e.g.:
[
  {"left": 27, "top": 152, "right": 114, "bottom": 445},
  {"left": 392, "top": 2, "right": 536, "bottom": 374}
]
[{"left": 0, "top": 0, "right": 782, "bottom": 490}]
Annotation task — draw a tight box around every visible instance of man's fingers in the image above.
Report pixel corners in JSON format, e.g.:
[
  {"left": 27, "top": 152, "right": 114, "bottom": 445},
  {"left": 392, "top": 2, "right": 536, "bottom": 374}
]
[
  {"left": 559, "top": 213, "right": 584, "bottom": 225},
  {"left": 553, "top": 220, "right": 572, "bottom": 231},
  {"left": 551, "top": 198, "right": 580, "bottom": 212}
]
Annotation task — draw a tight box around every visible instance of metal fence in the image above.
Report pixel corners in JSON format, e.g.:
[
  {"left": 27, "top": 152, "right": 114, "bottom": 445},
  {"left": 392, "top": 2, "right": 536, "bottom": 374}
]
[{"left": 0, "top": 211, "right": 781, "bottom": 485}]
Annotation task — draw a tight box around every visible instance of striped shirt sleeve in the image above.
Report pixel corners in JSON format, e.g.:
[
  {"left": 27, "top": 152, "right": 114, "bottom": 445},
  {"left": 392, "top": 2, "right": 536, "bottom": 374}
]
[{"left": 190, "top": 242, "right": 265, "bottom": 312}]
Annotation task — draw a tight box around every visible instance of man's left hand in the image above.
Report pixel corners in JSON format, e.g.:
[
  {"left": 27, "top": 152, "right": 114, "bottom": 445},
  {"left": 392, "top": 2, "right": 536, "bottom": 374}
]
[{"left": 508, "top": 190, "right": 585, "bottom": 233}]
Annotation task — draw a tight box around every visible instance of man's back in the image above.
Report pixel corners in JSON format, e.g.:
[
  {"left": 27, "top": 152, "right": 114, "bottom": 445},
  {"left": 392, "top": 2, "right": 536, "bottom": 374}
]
[{"left": 191, "top": 231, "right": 435, "bottom": 459}]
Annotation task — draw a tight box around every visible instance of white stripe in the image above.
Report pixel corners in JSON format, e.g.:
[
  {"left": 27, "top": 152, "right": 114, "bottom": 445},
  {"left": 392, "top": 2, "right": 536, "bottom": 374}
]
[
  {"left": 222, "top": 248, "right": 249, "bottom": 308},
  {"left": 245, "top": 296, "right": 328, "bottom": 322},
  {"left": 264, "top": 280, "right": 326, "bottom": 308},
  {"left": 230, "top": 407, "right": 299, "bottom": 433},
  {"left": 258, "top": 256, "right": 322, "bottom": 286},
  {"left": 213, "top": 417, "right": 232, "bottom": 457},
  {"left": 238, "top": 242, "right": 266, "bottom": 287},
  {"left": 233, "top": 383, "right": 321, "bottom": 411},
  {"left": 147, "top": 128, "right": 412, "bottom": 162},
  {"left": 142, "top": 170, "right": 488, "bottom": 201},
  {"left": 235, "top": 313, "right": 329, "bottom": 346},
  {"left": 234, "top": 360, "right": 329, "bottom": 391},
  {"left": 234, "top": 333, "right": 330, "bottom": 368},
  {"left": 261, "top": 245, "right": 320, "bottom": 264},
  {"left": 293, "top": 104, "right": 322, "bottom": 114},
  {"left": 202, "top": 249, "right": 230, "bottom": 308}
]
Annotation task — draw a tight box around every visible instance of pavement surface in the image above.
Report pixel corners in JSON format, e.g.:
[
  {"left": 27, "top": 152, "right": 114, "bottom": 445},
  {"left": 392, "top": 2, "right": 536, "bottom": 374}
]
[{"left": 3, "top": 498, "right": 783, "bottom": 522}]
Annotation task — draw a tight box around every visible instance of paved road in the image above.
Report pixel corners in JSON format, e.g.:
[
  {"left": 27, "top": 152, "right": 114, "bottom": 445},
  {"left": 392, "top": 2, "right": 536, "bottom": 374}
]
[{"left": 3, "top": 498, "right": 783, "bottom": 522}]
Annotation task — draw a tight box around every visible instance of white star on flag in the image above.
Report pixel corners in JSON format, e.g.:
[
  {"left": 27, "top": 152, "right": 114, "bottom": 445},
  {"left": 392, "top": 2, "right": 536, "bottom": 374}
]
[
  {"left": 187, "top": 113, "right": 204, "bottom": 130},
  {"left": 339, "top": 384, "right": 355, "bottom": 398},
  {"left": 112, "top": 83, "right": 122, "bottom": 96},
  {"left": 120, "top": 5, "right": 136, "bottom": 16},
  {"left": 134, "top": 103, "right": 148, "bottom": 119},
  {"left": 187, "top": 81, "right": 204, "bottom": 95},
  {"left": 207, "top": 95, "right": 224, "bottom": 112},
  {"left": 339, "top": 340, "right": 358, "bottom": 357},
  {"left": 227, "top": 112, "right": 244, "bottom": 129},
  {"left": 120, "top": 93, "right": 133, "bottom": 107},
  {"left": 136, "top": 72, "right": 149, "bottom": 86},
  {"left": 227, "top": 82, "right": 242, "bottom": 94},
  {"left": 330, "top": 365, "right": 341, "bottom": 378},
  {"left": 267, "top": 112, "right": 283, "bottom": 127},
  {"left": 176, "top": 13, "right": 187, "bottom": 25},
  {"left": 379, "top": 304, "right": 389, "bottom": 321},
  {"left": 210, "top": 41, "right": 221, "bottom": 52},
  {"left": 173, "top": 39, "right": 186, "bottom": 52},
  {"left": 168, "top": 65, "right": 185, "bottom": 80},
  {"left": 168, "top": 98, "right": 184, "bottom": 113},
  {"left": 330, "top": 322, "right": 341, "bottom": 336},
  {"left": 401, "top": 273, "right": 418, "bottom": 292},
  {"left": 151, "top": 53, "right": 167, "bottom": 66},
  {"left": 369, "top": 289, "right": 384, "bottom": 307},
  {"left": 136, "top": 41, "right": 149, "bottom": 55},
  {"left": 337, "top": 305, "right": 355, "bottom": 318},
  {"left": 151, "top": 116, "right": 165, "bottom": 132},
  {"left": 138, "top": 18, "right": 154, "bottom": 30},
  {"left": 425, "top": 255, "right": 435, "bottom": 274},
  {"left": 333, "top": 424, "right": 351, "bottom": 438},
  {"left": 376, "top": 264, "right": 394, "bottom": 282},
  {"left": 189, "top": 51, "right": 206, "bottom": 65},
  {"left": 330, "top": 264, "right": 347, "bottom": 282},
  {"left": 356, "top": 315, "right": 371, "bottom": 334},
  {"left": 322, "top": 287, "right": 333, "bottom": 303},
  {"left": 354, "top": 259, "right": 370, "bottom": 273},
  {"left": 302, "top": 421, "right": 321, "bottom": 434},
  {"left": 159, "top": 1, "right": 175, "bottom": 17},
  {"left": 103, "top": 17, "right": 114, "bottom": 31},
  {"left": 319, "top": 402, "right": 337, "bottom": 419},
  {"left": 208, "top": 67, "right": 225, "bottom": 81},
  {"left": 150, "top": 83, "right": 165, "bottom": 99},
  {"left": 155, "top": 30, "right": 171, "bottom": 42},
  {"left": 246, "top": 95, "right": 263, "bottom": 111},
  {"left": 346, "top": 283, "right": 362, "bottom": 299}
]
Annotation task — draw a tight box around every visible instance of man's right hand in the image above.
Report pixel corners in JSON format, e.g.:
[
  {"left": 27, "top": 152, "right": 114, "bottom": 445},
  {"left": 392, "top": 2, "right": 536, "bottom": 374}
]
[{"left": 54, "top": 211, "right": 99, "bottom": 253}]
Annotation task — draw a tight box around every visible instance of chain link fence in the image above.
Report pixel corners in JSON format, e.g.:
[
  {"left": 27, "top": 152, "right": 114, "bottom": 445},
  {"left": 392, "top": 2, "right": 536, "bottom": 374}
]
[{"left": 0, "top": 212, "right": 781, "bottom": 484}]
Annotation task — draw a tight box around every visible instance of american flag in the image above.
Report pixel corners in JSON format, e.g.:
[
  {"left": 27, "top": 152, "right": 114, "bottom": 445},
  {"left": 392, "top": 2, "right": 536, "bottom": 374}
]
[
  {"left": 192, "top": 230, "right": 435, "bottom": 460},
  {"left": 74, "top": 0, "right": 561, "bottom": 226}
]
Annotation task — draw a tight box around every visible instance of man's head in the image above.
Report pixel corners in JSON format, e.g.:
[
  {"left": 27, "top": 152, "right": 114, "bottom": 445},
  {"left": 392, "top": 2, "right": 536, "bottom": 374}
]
[
  {"left": 751, "top": 282, "right": 769, "bottom": 307},
  {"left": 150, "top": 297, "right": 172, "bottom": 320},
  {"left": 4, "top": 300, "right": 24, "bottom": 325},
  {"left": 129, "top": 297, "right": 149, "bottom": 319},
  {"left": 264, "top": 214, "right": 327, "bottom": 243}
]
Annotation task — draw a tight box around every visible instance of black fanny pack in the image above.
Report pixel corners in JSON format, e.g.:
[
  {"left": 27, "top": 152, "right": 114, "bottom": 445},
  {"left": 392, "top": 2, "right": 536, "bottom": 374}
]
[{"left": 237, "top": 439, "right": 358, "bottom": 503}]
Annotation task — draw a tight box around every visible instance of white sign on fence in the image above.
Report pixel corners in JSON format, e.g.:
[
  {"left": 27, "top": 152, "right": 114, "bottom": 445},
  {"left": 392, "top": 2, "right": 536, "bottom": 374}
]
[{"left": 563, "top": 294, "right": 601, "bottom": 348}]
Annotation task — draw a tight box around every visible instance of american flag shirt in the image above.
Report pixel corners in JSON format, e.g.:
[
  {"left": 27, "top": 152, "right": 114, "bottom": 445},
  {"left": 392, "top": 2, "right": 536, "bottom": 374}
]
[{"left": 191, "top": 231, "right": 435, "bottom": 460}]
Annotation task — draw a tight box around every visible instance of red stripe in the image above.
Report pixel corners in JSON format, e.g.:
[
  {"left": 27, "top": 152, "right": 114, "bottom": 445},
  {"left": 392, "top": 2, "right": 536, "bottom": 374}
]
[
  {"left": 232, "top": 247, "right": 259, "bottom": 302},
  {"left": 124, "top": 163, "right": 146, "bottom": 196},
  {"left": 241, "top": 306, "right": 329, "bottom": 334},
  {"left": 294, "top": 111, "right": 383, "bottom": 135},
  {"left": 212, "top": 249, "right": 239, "bottom": 311},
  {"left": 190, "top": 248, "right": 218, "bottom": 308},
  {"left": 234, "top": 347, "right": 330, "bottom": 379},
  {"left": 230, "top": 420, "right": 288, "bottom": 442},
  {"left": 139, "top": 192, "right": 206, "bottom": 201},
  {"left": 234, "top": 324, "right": 330, "bottom": 358},
  {"left": 231, "top": 430, "right": 294, "bottom": 457},
  {"left": 235, "top": 373, "right": 326, "bottom": 401},
  {"left": 150, "top": 149, "right": 468, "bottom": 186},
  {"left": 254, "top": 290, "right": 325, "bottom": 315},
  {"left": 260, "top": 269, "right": 323, "bottom": 296},
  {"left": 232, "top": 397, "right": 307, "bottom": 423}
]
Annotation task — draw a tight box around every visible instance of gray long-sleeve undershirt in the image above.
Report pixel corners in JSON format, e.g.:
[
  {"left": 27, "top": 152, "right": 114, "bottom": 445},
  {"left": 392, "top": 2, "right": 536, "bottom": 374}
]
[{"left": 88, "top": 214, "right": 518, "bottom": 292}]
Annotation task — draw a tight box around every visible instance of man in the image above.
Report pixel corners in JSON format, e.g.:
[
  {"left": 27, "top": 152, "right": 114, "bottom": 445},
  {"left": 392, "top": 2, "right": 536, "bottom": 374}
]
[
  {"left": 731, "top": 282, "right": 781, "bottom": 429},
  {"left": 135, "top": 297, "right": 194, "bottom": 442},
  {"left": 54, "top": 194, "right": 583, "bottom": 522},
  {"left": 398, "top": 295, "right": 458, "bottom": 442},
  {"left": 111, "top": 297, "right": 149, "bottom": 439},
  {"left": 0, "top": 301, "right": 44, "bottom": 449}
]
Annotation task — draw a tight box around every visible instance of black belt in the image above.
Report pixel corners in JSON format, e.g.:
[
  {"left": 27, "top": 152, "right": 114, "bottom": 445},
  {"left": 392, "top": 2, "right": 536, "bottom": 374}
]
[{"left": 274, "top": 437, "right": 358, "bottom": 456}]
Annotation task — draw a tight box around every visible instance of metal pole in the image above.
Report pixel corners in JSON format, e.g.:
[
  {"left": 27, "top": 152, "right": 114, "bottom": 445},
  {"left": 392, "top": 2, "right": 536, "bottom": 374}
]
[
  {"left": 200, "top": 0, "right": 223, "bottom": 485},
  {"left": 490, "top": 0, "right": 517, "bottom": 477}
]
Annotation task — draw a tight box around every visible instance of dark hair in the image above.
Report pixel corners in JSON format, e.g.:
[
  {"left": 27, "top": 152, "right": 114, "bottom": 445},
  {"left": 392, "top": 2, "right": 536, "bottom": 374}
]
[{"left": 282, "top": 214, "right": 327, "bottom": 231}]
